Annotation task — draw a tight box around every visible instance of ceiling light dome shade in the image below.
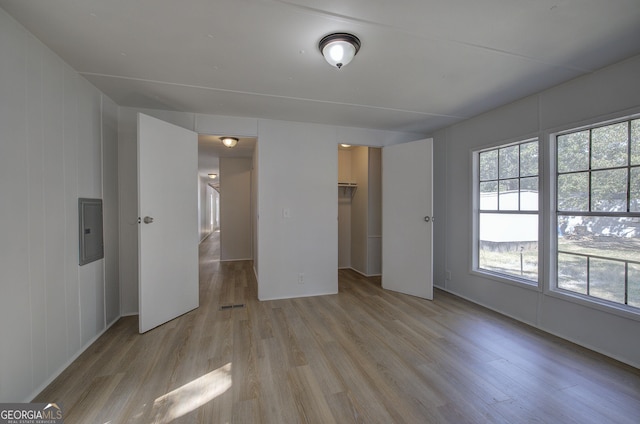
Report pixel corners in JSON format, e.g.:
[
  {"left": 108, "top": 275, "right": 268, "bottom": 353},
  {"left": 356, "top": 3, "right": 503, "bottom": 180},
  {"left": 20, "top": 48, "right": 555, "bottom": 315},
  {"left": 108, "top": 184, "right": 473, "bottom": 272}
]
[
  {"left": 319, "top": 33, "right": 361, "bottom": 69},
  {"left": 221, "top": 137, "right": 238, "bottom": 148}
]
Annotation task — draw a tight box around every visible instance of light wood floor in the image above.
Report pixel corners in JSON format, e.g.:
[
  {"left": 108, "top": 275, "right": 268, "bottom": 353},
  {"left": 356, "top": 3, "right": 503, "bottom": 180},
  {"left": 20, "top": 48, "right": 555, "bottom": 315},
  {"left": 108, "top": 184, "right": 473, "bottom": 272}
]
[{"left": 36, "top": 232, "right": 640, "bottom": 423}]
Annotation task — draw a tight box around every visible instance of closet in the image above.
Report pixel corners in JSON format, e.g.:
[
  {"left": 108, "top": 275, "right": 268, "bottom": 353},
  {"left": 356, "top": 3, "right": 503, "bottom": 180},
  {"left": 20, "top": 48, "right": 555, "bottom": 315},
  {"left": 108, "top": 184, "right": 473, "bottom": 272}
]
[{"left": 338, "top": 146, "right": 382, "bottom": 276}]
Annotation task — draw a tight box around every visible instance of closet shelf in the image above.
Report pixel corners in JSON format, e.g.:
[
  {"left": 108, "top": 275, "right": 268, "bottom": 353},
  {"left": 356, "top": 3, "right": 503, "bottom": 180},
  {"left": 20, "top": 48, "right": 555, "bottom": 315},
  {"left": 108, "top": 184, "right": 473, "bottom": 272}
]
[{"left": 338, "top": 182, "right": 357, "bottom": 197}]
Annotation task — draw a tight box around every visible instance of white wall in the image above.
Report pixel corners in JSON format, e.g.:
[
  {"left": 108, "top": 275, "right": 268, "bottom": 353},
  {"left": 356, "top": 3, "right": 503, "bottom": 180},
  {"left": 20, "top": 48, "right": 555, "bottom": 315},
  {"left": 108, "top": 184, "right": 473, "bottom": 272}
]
[
  {"left": 256, "top": 120, "right": 340, "bottom": 299},
  {"left": 0, "top": 8, "right": 119, "bottom": 402},
  {"left": 220, "top": 157, "right": 253, "bottom": 261},
  {"left": 433, "top": 54, "right": 640, "bottom": 368}
]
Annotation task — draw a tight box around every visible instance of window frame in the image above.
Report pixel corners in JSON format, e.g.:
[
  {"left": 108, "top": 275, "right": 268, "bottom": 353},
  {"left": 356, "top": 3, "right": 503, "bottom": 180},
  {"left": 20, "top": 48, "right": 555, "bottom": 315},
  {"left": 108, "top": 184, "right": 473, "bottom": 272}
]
[
  {"left": 547, "top": 113, "right": 640, "bottom": 320},
  {"left": 471, "top": 136, "right": 541, "bottom": 289}
]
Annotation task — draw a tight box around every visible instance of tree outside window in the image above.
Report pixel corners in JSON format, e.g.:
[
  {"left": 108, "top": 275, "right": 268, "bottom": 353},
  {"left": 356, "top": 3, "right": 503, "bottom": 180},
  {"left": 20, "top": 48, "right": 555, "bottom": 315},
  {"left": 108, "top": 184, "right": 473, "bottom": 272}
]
[{"left": 556, "top": 119, "right": 640, "bottom": 308}]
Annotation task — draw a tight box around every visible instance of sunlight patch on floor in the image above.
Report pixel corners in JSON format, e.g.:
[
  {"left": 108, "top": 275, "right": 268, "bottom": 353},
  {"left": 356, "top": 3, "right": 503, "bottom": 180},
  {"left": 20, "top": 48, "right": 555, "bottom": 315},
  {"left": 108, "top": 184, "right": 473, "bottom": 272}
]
[{"left": 151, "top": 363, "right": 232, "bottom": 422}]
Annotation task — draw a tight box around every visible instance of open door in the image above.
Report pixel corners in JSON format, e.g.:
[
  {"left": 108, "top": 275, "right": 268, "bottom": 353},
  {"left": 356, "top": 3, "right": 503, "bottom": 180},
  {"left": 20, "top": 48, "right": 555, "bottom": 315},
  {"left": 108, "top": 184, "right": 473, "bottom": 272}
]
[
  {"left": 138, "top": 113, "right": 199, "bottom": 333},
  {"left": 382, "top": 138, "right": 433, "bottom": 299}
]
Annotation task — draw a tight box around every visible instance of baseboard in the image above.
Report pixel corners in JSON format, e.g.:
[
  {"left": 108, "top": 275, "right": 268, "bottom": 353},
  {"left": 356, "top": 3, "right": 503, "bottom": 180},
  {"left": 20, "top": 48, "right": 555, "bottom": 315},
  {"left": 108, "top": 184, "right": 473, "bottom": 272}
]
[
  {"left": 435, "top": 286, "right": 639, "bottom": 370},
  {"left": 219, "top": 257, "right": 253, "bottom": 262},
  {"left": 26, "top": 315, "right": 122, "bottom": 402},
  {"left": 258, "top": 290, "right": 338, "bottom": 302},
  {"left": 199, "top": 232, "right": 213, "bottom": 243},
  {"left": 348, "top": 267, "right": 381, "bottom": 278}
]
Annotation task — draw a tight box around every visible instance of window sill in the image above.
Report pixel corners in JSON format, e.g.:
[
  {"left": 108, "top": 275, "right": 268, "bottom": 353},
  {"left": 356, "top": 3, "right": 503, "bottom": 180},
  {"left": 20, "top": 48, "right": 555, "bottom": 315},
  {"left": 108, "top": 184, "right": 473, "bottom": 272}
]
[
  {"left": 471, "top": 268, "right": 540, "bottom": 291},
  {"left": 545, "top": 287, "right": 640, "bottom": 322}
]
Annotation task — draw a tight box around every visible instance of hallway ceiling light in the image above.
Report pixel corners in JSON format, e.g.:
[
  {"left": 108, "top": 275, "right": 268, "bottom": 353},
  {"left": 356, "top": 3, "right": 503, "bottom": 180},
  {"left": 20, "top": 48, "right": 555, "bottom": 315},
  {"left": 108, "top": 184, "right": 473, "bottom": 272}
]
[
  {"left": 340, "top": 144, "right": 351, "bottom": 148},
  {"left": 221, "top": 137, "right": 238, "bottom": 148},
  {"left": 208, "top": 173, "right": 217, "bottom": 179},
  {"left": 318, "top": 33, "right": 361, "bottom": 69}
]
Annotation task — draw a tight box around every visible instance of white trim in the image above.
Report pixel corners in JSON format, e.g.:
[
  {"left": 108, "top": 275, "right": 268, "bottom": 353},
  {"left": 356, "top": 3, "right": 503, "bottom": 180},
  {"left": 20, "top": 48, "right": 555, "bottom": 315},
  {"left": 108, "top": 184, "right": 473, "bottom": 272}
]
[
  {"left": 258, "top": 290, "right": 338, "bottom": 302},
  {"left": 546, "top": 287, "right": 640, "bottom": 322},
  {"left": 546, "top": 112, "right": 640, "bottom": 319},
  {"left": 544, "top": 106, "right": 640, "bottom": 139},
  {"left": 219, "top": 257, "right": 253, "bottom": 262},
  {"left": 436, "top": 287, "right": 639, "bottom": 369},
  {"left": 472, "top": 133, "right": 540, "bottom": 154},
  {"left": 469, "top": 269, "right": 540, "bottom": 292},
  {"left": 471, "top": 137, "right": 542, "bottom": 290},
  {"left": 348, "top": 267, "right": 381, "bottom": 278},
  {"left": 199, "top": 231, "right": 213, "bottom": 244}
]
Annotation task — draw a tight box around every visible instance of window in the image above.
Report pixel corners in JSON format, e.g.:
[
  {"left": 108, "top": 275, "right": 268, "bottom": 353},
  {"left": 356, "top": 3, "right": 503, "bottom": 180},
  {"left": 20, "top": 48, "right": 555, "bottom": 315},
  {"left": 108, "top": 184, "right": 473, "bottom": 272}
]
[
  {"left": 476, "top": 139, "right": 539, "bottom": 283},
  {"left": 555, "top": 119, "right": 640, "bottom": 309}
]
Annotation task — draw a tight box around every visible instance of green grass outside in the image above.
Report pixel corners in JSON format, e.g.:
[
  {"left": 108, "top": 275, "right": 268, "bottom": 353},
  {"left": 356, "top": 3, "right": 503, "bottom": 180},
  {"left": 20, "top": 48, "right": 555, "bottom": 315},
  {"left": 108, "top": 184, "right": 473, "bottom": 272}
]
[{"left": 479, "top": 237, "right": 640, "bottom": 308}]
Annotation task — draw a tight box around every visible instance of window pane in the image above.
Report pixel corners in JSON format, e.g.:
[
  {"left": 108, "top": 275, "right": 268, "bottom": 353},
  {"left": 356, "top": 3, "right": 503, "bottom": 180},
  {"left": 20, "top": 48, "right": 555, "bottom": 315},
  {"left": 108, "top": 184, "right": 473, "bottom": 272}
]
[
  {"left": 480, "top": 181, "right": 498, "bottom": 210},
  {"left": 631, "top": 167, "right": 640, "bottom": 213},
  {"left": 499, "top": 146, "right": 519, "bottom": 179},
  {"left": 632, "top": 119, "right": 640, "bottom": 166},
  {"left": 480, "top": 150, "right": 498, "bottom": 181},
  {"left": 592, "top": 122, "right": 628, "bottom": 169},
  {"left": 629, "top": 263, "right": 640, "bottom": 308},
  {"left": 557, "top": 216, "right": 640, "bottom": 262},
  {"left": 479, "top": 213, "right": 538, "bottom": 281},
  {"left": 591, "top": 168, "right": 627, "bottom": 212},
  {"left": 520, "top": 177, "right": 538, "bottom": 211},
  {"left": 520, "top": 141, "right": 538, "bottom": 177},
  {"left": 558, "top": 131, "right": 589, "bottom": 173},
  {"left": 558, "top": 253, "right": 587, "bottom": 294},
  {"left": 558, "top": 172, "right": 588, "bottom": 211},
  {"left": 499, "top": 179, "right": 519, "bottom": 210},
  {"left": 556, "top": 119, "right": 639, "bottom": 312},
  {"left": 590, "top": 258, "right": 626, "bottom": 304}
]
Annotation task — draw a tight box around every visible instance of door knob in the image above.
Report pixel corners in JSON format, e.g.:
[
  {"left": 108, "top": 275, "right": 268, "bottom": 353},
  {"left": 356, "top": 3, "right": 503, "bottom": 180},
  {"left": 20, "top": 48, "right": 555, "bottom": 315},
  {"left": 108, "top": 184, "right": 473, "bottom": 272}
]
[
  {"left": 424, "top": 216, "right": 430, "bottom": 222},
  {"left": 143, "top": 216, "right": 154, "bottom": 224}
]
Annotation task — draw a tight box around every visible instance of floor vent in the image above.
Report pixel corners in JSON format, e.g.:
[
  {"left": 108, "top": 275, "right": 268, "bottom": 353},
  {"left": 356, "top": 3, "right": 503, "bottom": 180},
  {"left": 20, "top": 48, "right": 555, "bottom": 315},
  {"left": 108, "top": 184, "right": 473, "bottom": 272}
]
[{"left": 219, "top": 303, "right": 246, "bottom": 310}]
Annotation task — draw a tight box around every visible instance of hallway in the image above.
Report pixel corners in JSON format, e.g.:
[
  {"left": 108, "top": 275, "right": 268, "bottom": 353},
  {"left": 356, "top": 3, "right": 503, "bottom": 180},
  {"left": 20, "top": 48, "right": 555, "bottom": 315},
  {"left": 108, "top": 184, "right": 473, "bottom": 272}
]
[{"left": 34, "top": 234, "right": 640, "bottom": 423}]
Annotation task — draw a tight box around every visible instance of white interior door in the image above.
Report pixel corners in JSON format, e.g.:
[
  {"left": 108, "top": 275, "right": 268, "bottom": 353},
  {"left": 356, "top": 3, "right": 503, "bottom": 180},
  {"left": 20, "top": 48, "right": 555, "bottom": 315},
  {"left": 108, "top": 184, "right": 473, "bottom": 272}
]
[
  {"left": 138, "top": 113, "right": 199, "bottom": 333},
  {"left": 382, "top": 138, "right": 433, "bottom": 299}
]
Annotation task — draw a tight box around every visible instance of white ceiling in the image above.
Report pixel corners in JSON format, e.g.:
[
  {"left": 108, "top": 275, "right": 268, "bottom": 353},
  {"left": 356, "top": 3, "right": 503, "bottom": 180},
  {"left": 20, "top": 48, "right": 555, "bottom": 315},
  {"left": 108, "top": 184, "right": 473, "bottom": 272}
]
[{"left": 2, "top": 0, "right": 639, "bottom": 145}]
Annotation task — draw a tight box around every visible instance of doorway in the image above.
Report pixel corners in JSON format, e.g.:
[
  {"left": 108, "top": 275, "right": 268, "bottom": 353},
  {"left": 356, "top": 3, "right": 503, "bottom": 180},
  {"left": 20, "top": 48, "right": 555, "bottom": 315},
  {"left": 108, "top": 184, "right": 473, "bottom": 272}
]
[
  {"left": 197, "top": 135, "right": 257, "bottom": 262},
  {"left": 337, "top": 139, "right": 435, "bottom": 300},
  {"left": 338, "top": 145, "right": 382, "bottom": 277}
]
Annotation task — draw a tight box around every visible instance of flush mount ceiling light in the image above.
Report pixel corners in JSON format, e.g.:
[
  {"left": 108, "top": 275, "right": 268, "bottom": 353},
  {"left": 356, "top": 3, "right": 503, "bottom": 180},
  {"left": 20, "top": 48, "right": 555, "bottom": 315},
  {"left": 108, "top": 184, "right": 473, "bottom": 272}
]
[
  {"left": 221, "top": 137, "right": 238, "bottom": 148},
  {"left": 340, "top": 144, "right": 351, "bottom": 148},
  {"left": 208, "top": 173, "right": 217, "bottom": 179},
  {"left": 318, "top": 33, "right": 361, "bottom": 69}
]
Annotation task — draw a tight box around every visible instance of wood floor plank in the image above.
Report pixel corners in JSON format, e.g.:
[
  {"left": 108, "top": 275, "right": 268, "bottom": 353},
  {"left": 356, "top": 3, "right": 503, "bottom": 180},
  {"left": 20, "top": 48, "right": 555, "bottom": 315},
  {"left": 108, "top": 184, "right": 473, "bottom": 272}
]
[
  {"left": 31, "top": 234, "right": 640, "bottom": 423},
  {"left": 321, "top": 340, "right": 397, "bottom": 424},
  {"left": 288, "top": 364, "right": 337, "bottom": 424},
  {"left": 256, "top": 337, "right": 300, "bottom": 423}
]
